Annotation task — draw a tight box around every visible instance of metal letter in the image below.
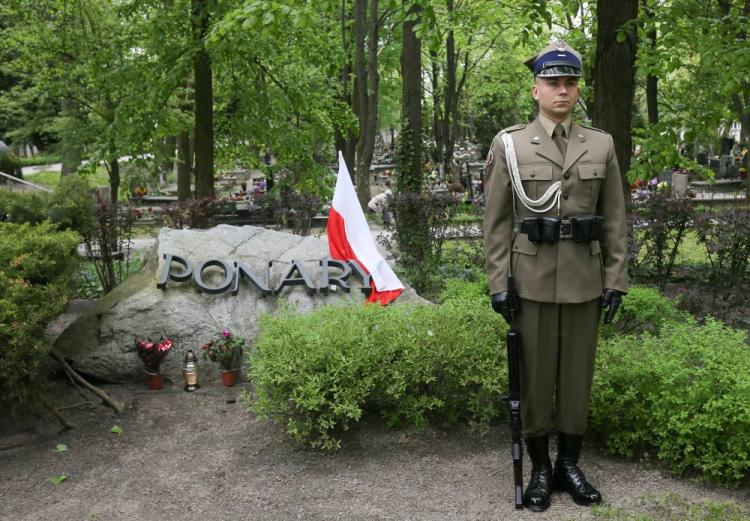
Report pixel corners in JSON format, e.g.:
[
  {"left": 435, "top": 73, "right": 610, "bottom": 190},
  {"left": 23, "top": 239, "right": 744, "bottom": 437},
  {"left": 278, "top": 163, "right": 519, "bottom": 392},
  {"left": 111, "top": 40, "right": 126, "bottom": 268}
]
[
  {"left": 193, "top": 259, "right": 234, "bottom": 294},
  {"left": 233, "top": 261, "right": 272, "bottom": 296},
  {"left": 274, "top": 259, "right": 318, "bottom": 295},
  {"left": 347, "top": 260, "right": 372, "bottom": 296},
  {"left": 319, "top": 258, "right": 352, "bottom": 294},
  {"left": 157, "top": 254, "right": 193, "bottom": 290}
]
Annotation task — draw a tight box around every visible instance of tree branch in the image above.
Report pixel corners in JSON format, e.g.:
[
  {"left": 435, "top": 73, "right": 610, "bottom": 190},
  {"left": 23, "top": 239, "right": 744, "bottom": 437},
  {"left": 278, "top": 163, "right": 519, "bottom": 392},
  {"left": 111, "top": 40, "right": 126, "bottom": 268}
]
[{"left": 49, "top": 350, "right": 126, "bottom": 414}]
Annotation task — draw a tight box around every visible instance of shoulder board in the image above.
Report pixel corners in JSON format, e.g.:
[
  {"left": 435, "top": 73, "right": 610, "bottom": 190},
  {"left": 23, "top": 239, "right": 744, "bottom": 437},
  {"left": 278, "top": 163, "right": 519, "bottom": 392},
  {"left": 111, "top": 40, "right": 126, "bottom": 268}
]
[
  {"left": 579, "top": 124, "right": 608, "bottom": 134},
  {"left": 501, "top": 123, "right": 526, "bottom": 134}
]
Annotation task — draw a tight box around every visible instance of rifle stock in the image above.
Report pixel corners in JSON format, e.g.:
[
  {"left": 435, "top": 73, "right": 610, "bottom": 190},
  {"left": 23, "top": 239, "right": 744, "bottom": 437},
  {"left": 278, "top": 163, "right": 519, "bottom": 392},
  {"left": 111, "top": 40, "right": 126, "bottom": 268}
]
[{"left": 506, "top": 328, "right": 523, "bottom": 509}]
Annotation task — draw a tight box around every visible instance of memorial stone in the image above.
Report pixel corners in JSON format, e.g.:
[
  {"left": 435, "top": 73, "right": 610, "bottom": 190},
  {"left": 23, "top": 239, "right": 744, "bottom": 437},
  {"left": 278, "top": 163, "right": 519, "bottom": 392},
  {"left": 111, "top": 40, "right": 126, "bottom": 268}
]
[{"left": 54, "top": 225, "right": 426, "bottom": 382}]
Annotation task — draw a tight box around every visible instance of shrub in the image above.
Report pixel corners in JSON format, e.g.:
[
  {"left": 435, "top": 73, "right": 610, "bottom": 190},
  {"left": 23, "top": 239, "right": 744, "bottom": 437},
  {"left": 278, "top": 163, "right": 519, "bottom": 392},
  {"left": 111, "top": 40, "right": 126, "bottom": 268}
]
[
  {"left": 690, "top": 206, "right": 750, "bottom": 322},
  {"left": 0, "top": 174, "right": 96, "bottom": 235},
  {"left": 384, "top": 192, "right": 463, "bottom": 299},
  {"left": 0, "top": 189, "right": 52, "bottom": 224},
  {"left": 246, "top": 298, "right": 507, "bottom": 449},
  {"left": 0, "top": 222, "right": 80, "bottom": 415},
  {"left": 438, "top": 276, "right": 489, "bottom": 306},
  {"left": 600, "top": 285, "right": 692, "bottom": 338},
  {"left": 630, "top": 193, "right": 694, "bottom": 291},
  {"left": 590, "top": 318, "right": 750, "bottom": 485},
  {"left": 48, "top": 175, "right": 97, "bottom": 235}
]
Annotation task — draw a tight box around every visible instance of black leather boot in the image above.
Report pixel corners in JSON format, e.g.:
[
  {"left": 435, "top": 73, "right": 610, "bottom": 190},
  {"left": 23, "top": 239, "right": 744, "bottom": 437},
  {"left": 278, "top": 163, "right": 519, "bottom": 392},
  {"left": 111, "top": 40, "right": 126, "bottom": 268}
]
[
  {"left": 523, "top": 435, "right": 553, "bottom": 512},
  {"left": 553, "top": 433, "right": 602, "bottom": 506}
]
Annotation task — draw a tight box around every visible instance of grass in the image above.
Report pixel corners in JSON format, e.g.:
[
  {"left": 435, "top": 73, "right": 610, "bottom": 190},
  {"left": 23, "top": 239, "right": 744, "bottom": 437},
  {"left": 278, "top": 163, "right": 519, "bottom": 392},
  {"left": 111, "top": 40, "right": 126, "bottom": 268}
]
[
  {"left": 72, "top": 255, "right": 144, "bottom": 299},
  {"left": 634, "top": 229, "right": 709, "bottom": 266},
  {"left": 674, "top": 230, "right": 707, "bottom": 265},
  {"left": 27, "top": 168, "right": 111, "bottom": 189},
  {"left": 591, "top": 493, "right": 750, "bottom": 521}
]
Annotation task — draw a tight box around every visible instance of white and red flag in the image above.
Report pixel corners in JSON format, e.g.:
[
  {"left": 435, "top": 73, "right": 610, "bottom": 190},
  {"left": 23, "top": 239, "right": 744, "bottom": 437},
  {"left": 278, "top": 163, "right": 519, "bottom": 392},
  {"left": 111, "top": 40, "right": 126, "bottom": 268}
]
[{"left": 327, "top": 151, "right": 404, "bottom": 305}]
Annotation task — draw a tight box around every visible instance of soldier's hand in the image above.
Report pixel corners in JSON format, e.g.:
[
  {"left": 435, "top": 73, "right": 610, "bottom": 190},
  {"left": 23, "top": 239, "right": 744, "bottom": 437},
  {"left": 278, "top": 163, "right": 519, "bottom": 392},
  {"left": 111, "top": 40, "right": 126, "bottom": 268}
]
[
  {"left": 601, "top": 288, "right": 625, "bottom": 324},
  {"left": 491, "top": 292, "right": 515, "bottom": 325}
]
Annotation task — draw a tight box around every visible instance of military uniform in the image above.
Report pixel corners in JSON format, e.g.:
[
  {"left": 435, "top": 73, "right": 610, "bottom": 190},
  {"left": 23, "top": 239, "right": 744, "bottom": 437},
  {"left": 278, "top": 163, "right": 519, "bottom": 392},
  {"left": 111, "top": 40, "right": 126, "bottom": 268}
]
[{"left": 484, "top": 40, "right": 628, "bottom": 511}]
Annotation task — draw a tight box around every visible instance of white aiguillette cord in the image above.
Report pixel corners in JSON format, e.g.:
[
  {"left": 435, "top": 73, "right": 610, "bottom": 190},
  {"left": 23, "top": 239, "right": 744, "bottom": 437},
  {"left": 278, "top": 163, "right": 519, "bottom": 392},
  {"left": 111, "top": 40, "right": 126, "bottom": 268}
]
[{"left": 501, "top": 132, "right": 561, "bottom": 215}]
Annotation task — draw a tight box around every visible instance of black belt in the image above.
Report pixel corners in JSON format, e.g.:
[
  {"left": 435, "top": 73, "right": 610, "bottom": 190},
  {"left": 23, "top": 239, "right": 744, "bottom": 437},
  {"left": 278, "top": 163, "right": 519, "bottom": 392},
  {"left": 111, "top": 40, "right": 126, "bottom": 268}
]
[{"left": 519, "top": 216, "right": 603, "bottom": 244}]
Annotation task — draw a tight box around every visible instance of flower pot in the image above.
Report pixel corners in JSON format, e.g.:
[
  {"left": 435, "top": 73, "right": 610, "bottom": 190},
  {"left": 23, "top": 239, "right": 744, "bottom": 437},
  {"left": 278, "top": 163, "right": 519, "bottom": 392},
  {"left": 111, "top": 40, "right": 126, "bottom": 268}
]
[
  {"left": 220, "top": 369, "right": 238, "bottom": 387},
  {"left": 145, "top": 371, "right": 163, "bottom": 390}
]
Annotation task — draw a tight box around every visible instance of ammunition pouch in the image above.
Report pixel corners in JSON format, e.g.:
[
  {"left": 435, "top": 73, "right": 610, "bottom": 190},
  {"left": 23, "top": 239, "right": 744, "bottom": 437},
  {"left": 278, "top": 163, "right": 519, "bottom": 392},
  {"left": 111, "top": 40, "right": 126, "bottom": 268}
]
[{"left": 520, "top": 215, "right": 603, "bottom": 244}]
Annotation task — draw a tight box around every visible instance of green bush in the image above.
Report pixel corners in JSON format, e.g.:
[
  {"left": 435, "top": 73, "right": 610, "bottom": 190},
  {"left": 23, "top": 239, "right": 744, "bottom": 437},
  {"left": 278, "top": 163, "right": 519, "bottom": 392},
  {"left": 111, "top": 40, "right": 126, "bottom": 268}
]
[
  {"left": 246, "top": 299, "right": 507, "bottom": 449},
  {"left": 48, "top": 175, "right": 97, "bottom": 235},
  {"left": 600, "top": 285, "right": 693, "bottom": 338},
  {"left": 0, "top": 189, "right": 52, "bottom": 224},
  {"left": 247, "top": 280, "right": 750, "bottom": 485},
  {"left": 590, "top": 318, "right": 750, "bottom": 485},
  {"left": 0, "top": 222, "right": 80, "bottom": 415},
  {"left": 0, "top": 175, "right": 96, "bottom": 236},
  {"left": 438, "top": 276, "right": 489, "bottom": 306}
]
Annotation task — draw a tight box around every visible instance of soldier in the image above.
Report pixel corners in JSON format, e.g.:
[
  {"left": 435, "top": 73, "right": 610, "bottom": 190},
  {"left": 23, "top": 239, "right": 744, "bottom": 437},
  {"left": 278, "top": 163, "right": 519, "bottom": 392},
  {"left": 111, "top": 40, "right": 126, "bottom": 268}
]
[{"left": 484, "top": 40, "right": 628, "bottom": 512}]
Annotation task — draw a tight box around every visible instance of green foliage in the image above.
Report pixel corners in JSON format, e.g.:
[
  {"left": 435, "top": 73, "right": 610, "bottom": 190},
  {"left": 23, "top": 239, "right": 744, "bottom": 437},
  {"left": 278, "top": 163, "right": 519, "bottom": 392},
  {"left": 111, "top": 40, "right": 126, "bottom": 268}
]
[
  {"left": 599, "top": 285, "right": 692, "bottom": 340},
  {"left": 200, "top": 329, "right": 245, "bottom": 370},
  {"left": 0, "top": 221, "right": 80, "bottom": 415},
  {"left": 386, "top": 192, "right": 465, "bottom": 299},
  {"left": 48, "top": 175, "right": 97, "bottom": 235},
  {"left": 246, "top": 298, "right": 507, "bottom": 450},
  {"left": 0, "top": 188, "right": 52, "bottom": 224},
  {"left": 0, "top": 174, "right": 97, "bottom": 236},
  {"left": 630, "top": 194, "right": 695, "bottom": 291},
  {"left": 71, "top": 258, "right": 143, "bottom": 300},
  {"left": 590, "top": 317, "right": 750, "bottom": 485},
  {"left": 690, "top": 206, "right": 750, "bottom": 322},
  {"left": 627, "top": 124, "right": 714, "bottom": 183},
  {"left": 438, "top": 276, "right": 489, "bottom": 306}
]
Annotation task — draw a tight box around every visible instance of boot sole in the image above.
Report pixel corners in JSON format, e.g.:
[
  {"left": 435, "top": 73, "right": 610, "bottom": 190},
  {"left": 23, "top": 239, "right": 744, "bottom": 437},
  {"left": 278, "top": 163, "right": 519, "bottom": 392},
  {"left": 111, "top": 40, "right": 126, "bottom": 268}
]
[{"left": 523, "top": 499, "right": 551, "bottom": 512}]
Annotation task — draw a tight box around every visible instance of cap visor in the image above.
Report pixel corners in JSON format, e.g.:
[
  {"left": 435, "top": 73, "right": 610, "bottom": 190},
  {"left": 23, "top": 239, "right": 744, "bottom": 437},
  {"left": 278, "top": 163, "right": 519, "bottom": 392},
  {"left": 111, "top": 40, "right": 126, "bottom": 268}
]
[{"left": 536, "top": 65, "right": 582, "bottom": 77}]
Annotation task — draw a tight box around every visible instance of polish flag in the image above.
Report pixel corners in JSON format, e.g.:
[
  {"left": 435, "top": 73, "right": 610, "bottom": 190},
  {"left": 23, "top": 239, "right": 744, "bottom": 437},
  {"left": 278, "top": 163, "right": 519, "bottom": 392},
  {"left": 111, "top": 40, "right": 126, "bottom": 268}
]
[{"left": 327, "top": 151, "right": 404, "bottom": 305}]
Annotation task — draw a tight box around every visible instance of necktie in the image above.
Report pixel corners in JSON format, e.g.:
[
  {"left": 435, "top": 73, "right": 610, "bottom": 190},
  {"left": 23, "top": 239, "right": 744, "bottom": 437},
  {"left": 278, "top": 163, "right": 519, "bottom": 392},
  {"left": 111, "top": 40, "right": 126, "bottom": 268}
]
[{"left": 553, "top": 124, "right": 567, "bottom": 158}]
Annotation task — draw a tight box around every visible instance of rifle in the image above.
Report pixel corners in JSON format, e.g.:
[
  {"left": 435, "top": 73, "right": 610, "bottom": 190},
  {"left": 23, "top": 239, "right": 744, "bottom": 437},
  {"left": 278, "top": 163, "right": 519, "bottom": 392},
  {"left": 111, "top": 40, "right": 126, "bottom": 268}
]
[{"left": 504, "top": 274, "right": 523, "bottom": 509}]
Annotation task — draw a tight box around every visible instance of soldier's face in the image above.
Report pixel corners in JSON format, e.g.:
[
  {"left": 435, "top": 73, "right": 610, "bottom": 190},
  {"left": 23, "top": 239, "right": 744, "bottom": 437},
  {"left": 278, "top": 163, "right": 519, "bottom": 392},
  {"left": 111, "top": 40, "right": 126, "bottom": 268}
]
[{"left": 532, "top": 76, "right": 579, "bottom": 122}]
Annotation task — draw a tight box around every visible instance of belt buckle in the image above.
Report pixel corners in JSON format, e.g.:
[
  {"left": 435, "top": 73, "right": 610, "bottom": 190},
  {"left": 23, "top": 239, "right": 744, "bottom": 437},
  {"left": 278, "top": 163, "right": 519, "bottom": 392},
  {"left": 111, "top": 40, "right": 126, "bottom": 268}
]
[{"left": 559, "top": 219, "right": 573, "bottom": 239}]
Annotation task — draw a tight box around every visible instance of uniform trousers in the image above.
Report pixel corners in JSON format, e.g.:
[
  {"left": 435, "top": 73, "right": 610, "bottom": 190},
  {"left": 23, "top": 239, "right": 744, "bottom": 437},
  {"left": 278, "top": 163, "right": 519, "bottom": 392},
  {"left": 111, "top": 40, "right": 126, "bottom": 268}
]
[{"left": 515, "top": 298, "right": 601, "bottom": 437}]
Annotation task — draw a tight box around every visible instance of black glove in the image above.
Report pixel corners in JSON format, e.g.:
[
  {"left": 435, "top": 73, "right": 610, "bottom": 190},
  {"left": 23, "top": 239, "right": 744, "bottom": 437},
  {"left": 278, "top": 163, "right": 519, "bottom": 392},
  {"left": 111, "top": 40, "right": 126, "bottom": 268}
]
[
  {"left": 601, "top": 288, "right": 624, "bottom": 324},
  {"left": 491, "top": 291, "right": 518, "bottom": 325}
]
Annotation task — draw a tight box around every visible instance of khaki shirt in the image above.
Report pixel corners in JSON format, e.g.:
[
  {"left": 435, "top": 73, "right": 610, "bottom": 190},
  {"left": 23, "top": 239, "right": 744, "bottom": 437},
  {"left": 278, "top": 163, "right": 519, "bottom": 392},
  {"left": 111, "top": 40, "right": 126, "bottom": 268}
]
[{"left": 483, "top": 118, "right": 628, "bottom": 303}]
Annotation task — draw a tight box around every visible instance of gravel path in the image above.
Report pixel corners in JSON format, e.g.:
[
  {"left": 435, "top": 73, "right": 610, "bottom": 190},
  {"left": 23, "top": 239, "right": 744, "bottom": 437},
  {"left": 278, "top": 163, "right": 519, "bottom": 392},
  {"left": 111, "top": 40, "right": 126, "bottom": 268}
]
[
  {"left": 1, "top": 283, "right": 748, "bottom": 521},
  {"left": 1, "top": 378, "right": 748, "bottom": 521}
]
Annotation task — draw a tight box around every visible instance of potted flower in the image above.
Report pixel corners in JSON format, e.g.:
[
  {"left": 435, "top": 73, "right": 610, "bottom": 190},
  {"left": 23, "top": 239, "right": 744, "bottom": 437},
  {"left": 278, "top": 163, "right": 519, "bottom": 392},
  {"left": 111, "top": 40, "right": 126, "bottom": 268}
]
[
  {"left": 200, "top": 329, "right": 245, "bottom": 386},
  {"left": 135, "top": 336, "right": 174, "bottom": 390}
]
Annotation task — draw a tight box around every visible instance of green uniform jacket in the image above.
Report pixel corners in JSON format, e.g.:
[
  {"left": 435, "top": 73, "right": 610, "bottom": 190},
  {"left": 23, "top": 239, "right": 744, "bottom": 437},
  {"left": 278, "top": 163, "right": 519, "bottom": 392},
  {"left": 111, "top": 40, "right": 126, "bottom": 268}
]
[{"left": 484, "top": 118, "right": 628, "bottom": 303}]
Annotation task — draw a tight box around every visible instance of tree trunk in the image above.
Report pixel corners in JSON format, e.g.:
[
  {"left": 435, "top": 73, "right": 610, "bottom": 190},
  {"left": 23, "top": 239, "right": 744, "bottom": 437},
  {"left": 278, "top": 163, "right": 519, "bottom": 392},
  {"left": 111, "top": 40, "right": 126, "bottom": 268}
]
[
  {"left": 592, "top": 0, "right": 638, "bottom": 198},
  {"left": 334, "top": 0, "right": 356, "bottom": 179},
  {"left": 395, "top": 0, "right": 426, "bottom": 276},
  {"left": 353, "top": 0, "right": 379, "bottom": 207},
  {"left": 109, "top": 156, "right": 120, "bottom": 206},
  {"left": 397, "top": 0, "right": 422, "bottom": 194},
  {"left": 722, "top": 0, "right": 750, "bottom": 199},
  {"left": 159, "top": 136, "right": 177, "bottom": 186},
  {"left": 192, "top": 0, "right": 214, "bottom": 208},
  {"left": 430, "top": 49, "right": 443, "bottom": 166},
  {"left": 642, "top": 0, "right": 658, "bottom": 124},
  {"left": 60, "top": 98, "right": 82, "bottom": 176},
  {"left": 441, "top": 0, "right": 456, "bottom": 183},
  {"left": 177, "top": 129, "right": 193, "bottom": 201}
]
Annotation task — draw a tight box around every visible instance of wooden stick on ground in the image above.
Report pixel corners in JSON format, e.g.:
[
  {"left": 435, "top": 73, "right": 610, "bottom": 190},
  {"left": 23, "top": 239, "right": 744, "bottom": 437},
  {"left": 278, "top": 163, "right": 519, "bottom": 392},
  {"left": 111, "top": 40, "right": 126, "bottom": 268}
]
[
  {"left": 49, "top": 350, "right": 126, "bottom": 414},
  {"left": 41, "top": 396, "right": 75, "bottom": 430}
]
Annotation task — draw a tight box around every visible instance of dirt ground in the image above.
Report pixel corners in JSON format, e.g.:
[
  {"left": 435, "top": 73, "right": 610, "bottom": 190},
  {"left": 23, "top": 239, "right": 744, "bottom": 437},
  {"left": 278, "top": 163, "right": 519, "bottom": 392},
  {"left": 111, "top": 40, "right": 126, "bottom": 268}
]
[
  {"left": 1, "top": 300, "right": 749, "bottom": 521},
  {"left": 0, "top": 374, "right": 749, "bottom": 521}
]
